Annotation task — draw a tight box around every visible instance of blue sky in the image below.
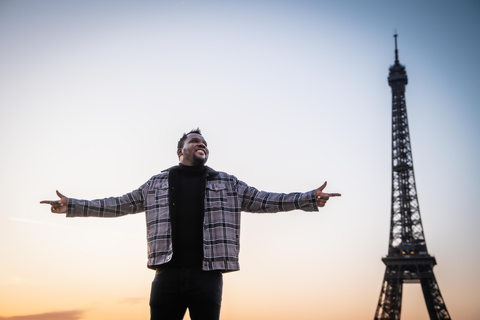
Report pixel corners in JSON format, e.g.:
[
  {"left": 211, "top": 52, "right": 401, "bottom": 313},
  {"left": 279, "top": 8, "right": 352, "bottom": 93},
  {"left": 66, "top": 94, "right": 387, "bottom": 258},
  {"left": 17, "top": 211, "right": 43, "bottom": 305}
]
[{"left": 0, "top": 1, "right": 479, "bottom": 319}]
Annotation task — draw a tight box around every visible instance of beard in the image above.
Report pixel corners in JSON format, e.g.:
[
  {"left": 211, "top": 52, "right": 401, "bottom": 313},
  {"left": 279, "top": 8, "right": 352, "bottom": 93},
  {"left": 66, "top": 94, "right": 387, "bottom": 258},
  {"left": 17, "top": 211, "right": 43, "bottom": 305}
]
[{"left": 192, "top": 152, "right": 208, "bottom": 166}]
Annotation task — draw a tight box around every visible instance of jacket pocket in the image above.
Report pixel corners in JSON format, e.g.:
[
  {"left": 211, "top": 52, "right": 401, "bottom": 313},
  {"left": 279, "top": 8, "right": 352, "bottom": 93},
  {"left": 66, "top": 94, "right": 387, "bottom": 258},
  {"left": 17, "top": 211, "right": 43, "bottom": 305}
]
[
  {"left": 205, "top": 181, "right": 227, "bottom": 211},
  {"left": 145, "top": 180, "right": 169, "bottom": 212}
]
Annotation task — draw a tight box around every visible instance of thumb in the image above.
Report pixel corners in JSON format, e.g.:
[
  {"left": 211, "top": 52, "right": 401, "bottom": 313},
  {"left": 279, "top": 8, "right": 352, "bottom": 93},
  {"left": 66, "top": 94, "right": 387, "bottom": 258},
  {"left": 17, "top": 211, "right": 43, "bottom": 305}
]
[
  {"left": 319, "top": 181, "right": 327, "bottom": 191},
  {"left": 56, "top": 190, "right": 66, "bottom": 200}
]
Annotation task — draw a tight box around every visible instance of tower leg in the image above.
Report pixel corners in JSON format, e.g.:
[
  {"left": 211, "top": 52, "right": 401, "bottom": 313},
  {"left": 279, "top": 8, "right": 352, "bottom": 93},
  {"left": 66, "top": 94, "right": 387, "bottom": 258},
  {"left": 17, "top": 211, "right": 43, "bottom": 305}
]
[
  {"left": 419, "top": 265, "right": 451, "bottom": 320},
  {"left": 374, "top": 266, "right": 403, "bottom": 320}
]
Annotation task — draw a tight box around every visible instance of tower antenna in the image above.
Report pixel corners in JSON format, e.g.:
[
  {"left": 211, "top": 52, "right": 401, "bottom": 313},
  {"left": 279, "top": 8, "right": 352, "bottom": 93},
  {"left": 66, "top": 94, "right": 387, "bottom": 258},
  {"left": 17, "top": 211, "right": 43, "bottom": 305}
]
[{"left": 394, "top": 32, "right": 399, "bottom": 63}]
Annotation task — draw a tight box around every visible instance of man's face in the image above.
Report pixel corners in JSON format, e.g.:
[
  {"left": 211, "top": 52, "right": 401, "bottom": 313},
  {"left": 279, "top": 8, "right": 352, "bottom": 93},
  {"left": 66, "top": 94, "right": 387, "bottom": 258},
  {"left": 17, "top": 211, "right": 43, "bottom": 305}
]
[{"left": 178, "top": 133, "right": 209, "bottom": 166}]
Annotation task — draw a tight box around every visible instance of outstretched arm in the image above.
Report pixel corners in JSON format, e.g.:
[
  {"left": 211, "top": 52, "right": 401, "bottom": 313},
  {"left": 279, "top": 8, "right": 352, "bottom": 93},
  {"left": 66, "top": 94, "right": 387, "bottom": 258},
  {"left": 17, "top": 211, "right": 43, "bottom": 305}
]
[
  {"left": 315, "top": 181, "right": 341, "bottom": 208},
  {"left": 40, "top": 190, "right": 68, "bottom": 214}
]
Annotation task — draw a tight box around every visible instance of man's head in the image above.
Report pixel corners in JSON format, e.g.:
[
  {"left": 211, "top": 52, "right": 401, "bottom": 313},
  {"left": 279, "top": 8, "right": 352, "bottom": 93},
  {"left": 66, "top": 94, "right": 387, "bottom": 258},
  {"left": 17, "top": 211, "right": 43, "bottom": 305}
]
[{"left": 177, "top": 128, "right": 209, "bottom": 166}]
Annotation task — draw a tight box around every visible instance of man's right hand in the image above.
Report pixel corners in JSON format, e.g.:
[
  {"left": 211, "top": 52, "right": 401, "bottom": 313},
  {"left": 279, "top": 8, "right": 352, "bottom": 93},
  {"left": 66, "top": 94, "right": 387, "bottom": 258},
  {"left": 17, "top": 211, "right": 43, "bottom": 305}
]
[{"left": 40, "top": 190, "right": 68, "bottom": 214}]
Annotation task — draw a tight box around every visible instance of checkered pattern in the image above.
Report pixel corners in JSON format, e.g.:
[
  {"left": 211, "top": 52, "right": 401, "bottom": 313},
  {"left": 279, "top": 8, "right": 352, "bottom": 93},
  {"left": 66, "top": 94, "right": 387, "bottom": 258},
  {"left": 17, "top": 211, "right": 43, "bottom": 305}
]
[{"left": 67, "top": 166, "right": 318, "bottom": 272}]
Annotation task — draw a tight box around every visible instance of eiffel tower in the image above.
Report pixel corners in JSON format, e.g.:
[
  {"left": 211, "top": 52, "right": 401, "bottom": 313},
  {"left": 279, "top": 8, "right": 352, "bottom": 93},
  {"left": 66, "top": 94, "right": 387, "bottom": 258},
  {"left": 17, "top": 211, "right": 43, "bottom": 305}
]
[{"left": 373, "top": 34, "right": 451, "bottom": 320}]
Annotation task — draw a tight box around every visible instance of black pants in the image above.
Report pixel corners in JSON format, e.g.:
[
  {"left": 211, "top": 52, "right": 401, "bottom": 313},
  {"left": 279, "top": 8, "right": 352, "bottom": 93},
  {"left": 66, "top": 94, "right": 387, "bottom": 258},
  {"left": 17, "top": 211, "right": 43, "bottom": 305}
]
[{"left": 150, "top": 267, "right": 223, "bottom": 320}]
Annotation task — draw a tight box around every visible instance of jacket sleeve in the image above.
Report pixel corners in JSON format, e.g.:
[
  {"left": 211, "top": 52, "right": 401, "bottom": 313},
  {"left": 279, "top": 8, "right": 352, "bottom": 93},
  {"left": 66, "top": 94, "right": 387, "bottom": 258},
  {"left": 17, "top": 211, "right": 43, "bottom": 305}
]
[
  {"left": 66, "top": 182, "right": 148, "bottom": 218},
  {"left": 236, "top": 179, "right": 319, "bottom": 213}
]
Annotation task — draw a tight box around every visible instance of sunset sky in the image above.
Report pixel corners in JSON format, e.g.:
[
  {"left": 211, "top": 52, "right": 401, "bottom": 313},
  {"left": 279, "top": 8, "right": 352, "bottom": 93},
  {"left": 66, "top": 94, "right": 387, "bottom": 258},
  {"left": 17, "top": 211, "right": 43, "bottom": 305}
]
[{"left": 1, "top": 1, "right": 479, "bottom": 319}]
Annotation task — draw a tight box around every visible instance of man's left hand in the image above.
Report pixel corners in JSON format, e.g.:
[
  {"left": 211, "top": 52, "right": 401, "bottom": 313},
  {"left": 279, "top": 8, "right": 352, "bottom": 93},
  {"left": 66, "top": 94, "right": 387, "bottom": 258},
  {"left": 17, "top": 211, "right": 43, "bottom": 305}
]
[{"left": 315, "top": 181, "right": 341, "bottom": 207}]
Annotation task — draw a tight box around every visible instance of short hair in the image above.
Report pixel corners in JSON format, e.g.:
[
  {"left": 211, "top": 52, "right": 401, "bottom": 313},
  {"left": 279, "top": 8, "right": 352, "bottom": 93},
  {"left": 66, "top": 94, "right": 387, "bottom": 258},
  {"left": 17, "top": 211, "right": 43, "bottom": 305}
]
[{"left": 177, "top": 128, "right": 202, "bottom": 149}]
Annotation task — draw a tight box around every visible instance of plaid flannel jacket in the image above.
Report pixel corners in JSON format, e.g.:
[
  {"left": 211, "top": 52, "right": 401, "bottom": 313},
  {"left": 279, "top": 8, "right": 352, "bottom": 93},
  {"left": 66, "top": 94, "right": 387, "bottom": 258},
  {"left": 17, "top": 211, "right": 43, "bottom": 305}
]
[{"left": 67, "top": 166, "right": 319, "bottom": 272}]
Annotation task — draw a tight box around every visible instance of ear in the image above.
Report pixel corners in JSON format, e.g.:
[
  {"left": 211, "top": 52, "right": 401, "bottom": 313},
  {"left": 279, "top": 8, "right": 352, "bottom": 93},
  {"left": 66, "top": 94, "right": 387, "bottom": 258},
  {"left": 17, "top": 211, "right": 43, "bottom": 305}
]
[{"left": 177, "top": 148, "right": 183, "bottom": 159}]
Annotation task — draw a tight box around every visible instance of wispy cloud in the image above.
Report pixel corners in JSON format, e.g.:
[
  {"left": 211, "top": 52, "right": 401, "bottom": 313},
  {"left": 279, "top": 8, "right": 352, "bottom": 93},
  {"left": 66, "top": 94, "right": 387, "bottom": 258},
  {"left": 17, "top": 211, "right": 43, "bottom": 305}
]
[
  {"left": 118, "top": 297, "right": 147, "bottom": 305},
  {"left": 9, "top": 217, "right": 61, "bottom": 227},
  {"left": 0, "top": 310, "right": 85, "bottom": 320}
]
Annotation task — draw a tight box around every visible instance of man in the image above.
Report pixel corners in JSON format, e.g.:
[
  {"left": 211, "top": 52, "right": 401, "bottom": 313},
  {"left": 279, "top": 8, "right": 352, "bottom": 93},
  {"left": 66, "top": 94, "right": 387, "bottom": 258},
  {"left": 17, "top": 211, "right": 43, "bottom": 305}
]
[{"left": 41, "top": 128, "right": 341, "bottom": 320}]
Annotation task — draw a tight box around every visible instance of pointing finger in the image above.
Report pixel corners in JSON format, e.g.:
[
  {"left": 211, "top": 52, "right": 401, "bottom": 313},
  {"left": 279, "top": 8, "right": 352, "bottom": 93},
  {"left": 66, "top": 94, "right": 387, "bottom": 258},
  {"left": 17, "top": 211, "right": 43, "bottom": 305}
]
[{"left": 46, "top": 200, "right": 61, "bottom": 206}]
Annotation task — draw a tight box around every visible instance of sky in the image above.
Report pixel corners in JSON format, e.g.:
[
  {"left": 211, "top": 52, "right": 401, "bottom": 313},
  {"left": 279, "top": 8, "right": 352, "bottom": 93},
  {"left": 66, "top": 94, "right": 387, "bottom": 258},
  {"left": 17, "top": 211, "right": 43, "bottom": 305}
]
[{"left": 0, "top": 0, "right": 479, "bottom": 319}]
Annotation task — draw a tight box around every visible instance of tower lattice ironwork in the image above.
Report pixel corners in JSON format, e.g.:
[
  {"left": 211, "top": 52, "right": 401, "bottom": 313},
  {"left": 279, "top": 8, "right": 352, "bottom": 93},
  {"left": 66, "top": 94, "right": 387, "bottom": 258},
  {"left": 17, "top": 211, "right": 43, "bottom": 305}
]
[{"left": 373, "top": 34, "right": 451, "bottom": 320}]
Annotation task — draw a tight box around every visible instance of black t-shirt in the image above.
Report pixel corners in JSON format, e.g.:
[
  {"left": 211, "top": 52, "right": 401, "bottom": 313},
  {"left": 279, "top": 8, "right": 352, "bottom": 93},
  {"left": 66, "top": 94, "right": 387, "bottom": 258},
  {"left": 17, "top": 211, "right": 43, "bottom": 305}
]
[{"left": 167, "top": 164, "right": 206, "bottom": 268}]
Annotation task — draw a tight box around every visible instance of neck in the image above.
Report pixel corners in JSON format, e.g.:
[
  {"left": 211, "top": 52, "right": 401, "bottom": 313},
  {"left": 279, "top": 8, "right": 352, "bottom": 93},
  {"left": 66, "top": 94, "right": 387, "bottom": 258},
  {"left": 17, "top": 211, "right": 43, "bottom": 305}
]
[
  {"left": 179, "top": 158, "right": 206, "bottom": 167},
  {"left": 179, "top": 163, "right": 205, "bottom": 170}
]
